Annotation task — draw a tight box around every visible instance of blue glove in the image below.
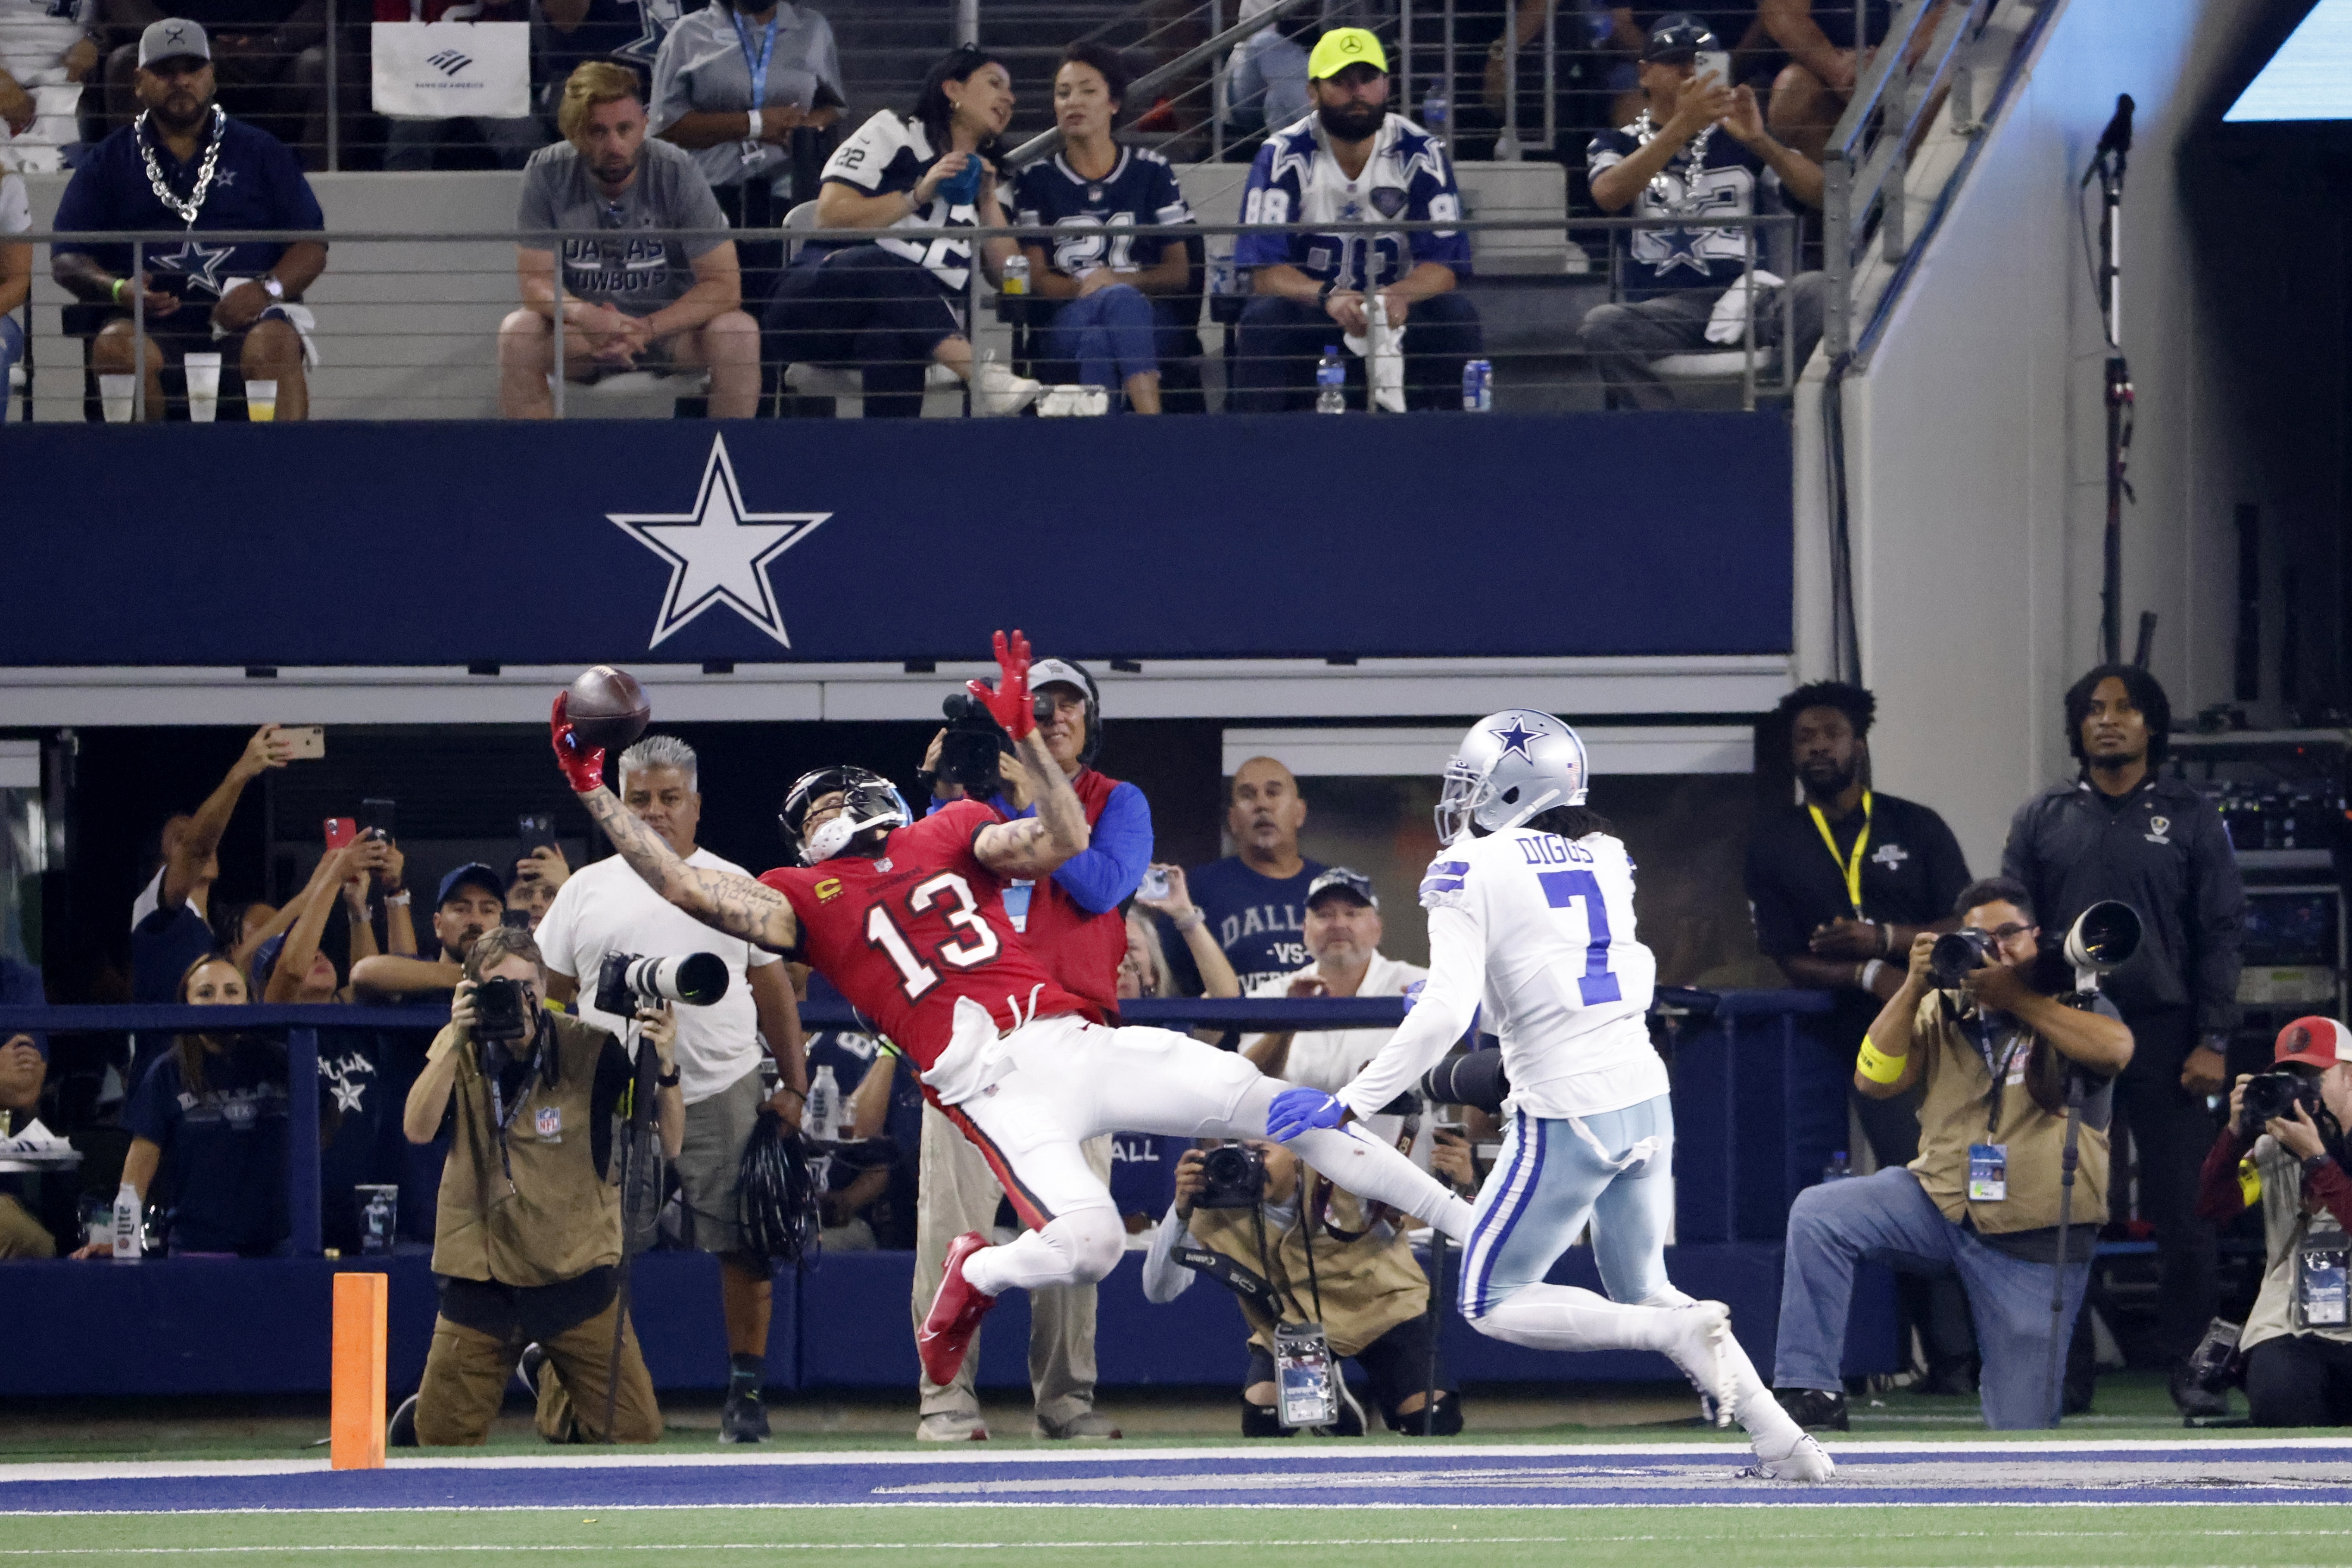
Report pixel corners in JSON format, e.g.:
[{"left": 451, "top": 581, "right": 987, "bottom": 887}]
[
  {"left": 1400, "top": 979, "right": 1425, "bottom": 1015},
  {"left": 1265, "top": 1086, "right": 1348, "bottom": 1143}
]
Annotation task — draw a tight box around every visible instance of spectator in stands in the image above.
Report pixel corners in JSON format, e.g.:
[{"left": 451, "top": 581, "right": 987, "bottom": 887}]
[
  {"left": 98, "top": 0, "right": 329, "bottom": 166},
  {"left": 1009, "top": 43, "right": 1195, "bottom": 415},
  {"left": 910, "top": 656, "right": 1147, "bottom": 1443},
  {"left": 2003, "top": 664, "right": 2245, "bottom": 1417},
  {"left": 1578, "top": 13, "right": 1828, "bottom": 411},
  {"left": 534, "top": 733, "right": 806, "bottom": 1445},
  {"left": 1230, "top": 28, "right": 1483, "bottom": 414},
  {"left": 1, "top": 164, "right": 26, "bottom": 417},
  {"left": 1224, "top": 0, "right": 1313, "bottom": 135},
  {"left": 1165, "top": 758, "right": 1324, "bottom": 998},
  {"left": 0, "top": 954, "right": 51, "bottom": 1258},
  {"left": 1761, "top": 0, "right": 1950, "bottom": 162},
  {"left": 1143, "top": 1137, "right": 1462, "bottom": 1435},
  {"left": 1241, "top": 870, "right": 1426, "bottom": 1146},
  {"left": 1771, "top": 879, "right": 2132, "bottom": 1430},
  {"left": 2198, "top": 1019, "right": 2352, "bottom": 1427},
  {"left": 505, "top": 862, "right": 562, "bottom": 932},
  {"left": 352, "top": 862, "right": 505, "bottom": 1007},
  {"left": 77, "top": 951, "right": 303, "bottom": 1258},
  {"left": 393, "top": 926, "right": 681, "bottom": 1447},
  {"left": 53, "top": 21, "right": 325, "bottom": 421},
  {"left": 649, "top": 0, "right": 840, "bottom": 228},
  {"left": 374, "top": 0, "right": 541, "bottom": 171},
  {"left": 1121, "top": 863, "right": 1241, "bottom": 1002},
  {"left": 806, "top": 1028, "right": 920, "bottom": 1252},
  {"left": 0, "top": 0, "right": 96, "bottom": 168},
  {"left": 541, "top": 0, "right": 677, "bottom": 119},
  {"left": 766, "top": 44, "right": 1042, "bottom": 418},
  {"left": 500, "top": 62, "right": 760, "bottom": 420},
  {"left": 252, "top": 836, "right": 393, "bottom": 1003}
]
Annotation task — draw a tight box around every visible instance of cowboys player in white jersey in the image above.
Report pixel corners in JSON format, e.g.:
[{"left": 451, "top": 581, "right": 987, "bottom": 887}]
[{"left": 1268, "top": 709, "right": 1834, "bottom": 1481}]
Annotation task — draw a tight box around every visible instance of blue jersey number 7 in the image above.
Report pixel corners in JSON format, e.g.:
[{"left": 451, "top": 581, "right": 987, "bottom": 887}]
[{"left": 1537, "top": 869, "right": 1623, "bottom": 1005}]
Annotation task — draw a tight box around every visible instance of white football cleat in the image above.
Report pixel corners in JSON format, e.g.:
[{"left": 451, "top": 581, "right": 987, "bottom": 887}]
[
  {"left": 1741, "top": 1431, "right": 1836, "bottom": 1482},
  {"left": 1662, "top": 1300, "right": 1736, "bottom": 1428},
  {"left": 973, "top": 358, "right": 1042, "bottom": 417}
]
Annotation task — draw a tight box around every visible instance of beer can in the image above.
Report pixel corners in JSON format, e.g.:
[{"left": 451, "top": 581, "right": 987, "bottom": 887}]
[{"left": 1462, "top": 358, "right": 1493, "bottom": 412}]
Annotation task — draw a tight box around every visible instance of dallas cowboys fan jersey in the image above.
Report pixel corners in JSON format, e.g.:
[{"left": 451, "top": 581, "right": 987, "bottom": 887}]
[
  {"left": 1234, "top": 112, "right": 1470, "bottom": 291},
  {"left": 1585, "top": 123, "right": 1782, "bottom": 298},
  {"left": 819, "top": 110, "right": 988, "bottom": 293},
  {"left": 1011, "top": 147, "right": 1192, "bottom": 280},
  {"left": 1337, "top": 827, "right": 1667, "bottom": 1124}
]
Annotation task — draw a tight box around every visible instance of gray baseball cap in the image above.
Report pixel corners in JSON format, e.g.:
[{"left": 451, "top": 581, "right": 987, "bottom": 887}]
[
  {"left": 1307, "top": 867, "right": 1379, "bottom": 909},
  {"left": 138, "top": 18, "right": 211, "bottom": 68}
]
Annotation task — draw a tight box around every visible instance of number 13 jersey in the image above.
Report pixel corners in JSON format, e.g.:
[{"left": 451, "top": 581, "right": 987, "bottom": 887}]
[{"left": 758, "top": 800, "right": 1094, "bottom": 1075}]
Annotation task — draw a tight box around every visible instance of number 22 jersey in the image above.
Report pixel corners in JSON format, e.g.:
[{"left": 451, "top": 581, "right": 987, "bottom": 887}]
[{"left": 757, "top": 800, "right": 1094, "bottom": 1075}]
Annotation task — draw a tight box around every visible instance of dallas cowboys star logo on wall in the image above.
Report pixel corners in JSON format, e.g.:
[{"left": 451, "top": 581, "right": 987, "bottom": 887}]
[
  {"left": 1490, "top": 717, "right": 1542, "bottom": 761},
  {"left": 609, "top": 435, "right": 830, "bottom": 649}
]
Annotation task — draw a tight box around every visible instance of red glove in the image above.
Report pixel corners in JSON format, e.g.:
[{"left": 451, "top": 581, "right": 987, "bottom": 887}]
[
  {"left": 549, "top": 692, "right": 606, "bottom": 793},
  {"left": 965, "top": 628, "right": 1036, "bottom": 741}
]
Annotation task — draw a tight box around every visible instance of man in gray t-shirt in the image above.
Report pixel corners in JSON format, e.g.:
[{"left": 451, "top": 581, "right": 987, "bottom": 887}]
[{"left": 498, "top": 61, "right": 761, "bottom": 418}]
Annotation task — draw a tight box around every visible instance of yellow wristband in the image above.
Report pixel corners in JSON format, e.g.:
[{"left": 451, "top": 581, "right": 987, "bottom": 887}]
[{"left": 1856, "top": 1036, "right": 1906, "bottom": 1085}]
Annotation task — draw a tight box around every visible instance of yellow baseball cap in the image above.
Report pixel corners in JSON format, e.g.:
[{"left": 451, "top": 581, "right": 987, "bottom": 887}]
[{"left": 1307, "top": 27, "right": 1388, "bottom": 81}]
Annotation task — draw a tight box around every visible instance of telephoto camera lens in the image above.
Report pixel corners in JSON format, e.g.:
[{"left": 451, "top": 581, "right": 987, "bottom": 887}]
[
  {"left": 593, "top": 951, "right": 731, "bottom": 1015},
  {"left": 1420, "top": 1049, "right": 1511, "bottom": 1116}
]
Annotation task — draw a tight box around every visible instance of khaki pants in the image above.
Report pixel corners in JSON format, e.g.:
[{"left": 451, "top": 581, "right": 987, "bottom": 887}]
[
  {"left": 911, "top": 1101, "right": 1110, "bottom": 1425},
  {"left": 413, "top": 1295, "right": 661, "bottom": 1446},
  {"left": 0, "top": 1194, "right": 53, "bottom": 1259}
]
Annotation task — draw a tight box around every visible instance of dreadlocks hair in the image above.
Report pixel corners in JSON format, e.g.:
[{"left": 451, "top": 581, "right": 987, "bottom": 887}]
[
  {"left": 2063, "top": 663, "right": 2173, "bottom": 770},
  {"left": 1526, "top": 804, "right": 1617, "bottom": 841}
]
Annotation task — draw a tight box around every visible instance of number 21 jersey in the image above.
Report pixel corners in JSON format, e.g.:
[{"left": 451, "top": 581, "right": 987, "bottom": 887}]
[{"left": 757, "top": 800, "right": 1093, "bottom": 1074}]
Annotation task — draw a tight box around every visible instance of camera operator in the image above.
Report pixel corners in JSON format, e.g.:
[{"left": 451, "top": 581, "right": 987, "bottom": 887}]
[
  {"left": 1769, "top": 878, "right": 2134, "bottom": 1430},
  {"left": 2002, "top": 664, "right": 2245, "bottom": 1414},
  {"left": 910, "top": 656, "right": 1149, "bottom": 1443},
  {"left": 1141, "top": 1138, "right": 1461, "bottom": 1437},
  {"left": 393, "top": 926, "right": 684, "bottom": 1448},
  {"left": 533, "top": 735, "right": 805, "bottom": 1445},
  {"left": 2195, "top": 1017, "right": 2352, "bottom": 1425}
]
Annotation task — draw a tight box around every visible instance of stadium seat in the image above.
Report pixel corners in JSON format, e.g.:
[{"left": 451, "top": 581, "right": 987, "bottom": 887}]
[
  {"left": 549, "top": 367, "right": 711, "bottom": 421},
  {"left": 777, "top": 200, "right": 966, "bottom": 418}
]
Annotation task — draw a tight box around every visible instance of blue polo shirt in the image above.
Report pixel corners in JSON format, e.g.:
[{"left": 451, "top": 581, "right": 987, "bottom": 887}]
[{"left": 53, "top": 113, "right": 324, "bottom": 305}]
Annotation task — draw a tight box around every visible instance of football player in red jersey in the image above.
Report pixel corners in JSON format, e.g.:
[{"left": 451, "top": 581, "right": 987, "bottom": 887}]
[{"left": 551, "top": 632, "right": 1475, "bottom": 1389}]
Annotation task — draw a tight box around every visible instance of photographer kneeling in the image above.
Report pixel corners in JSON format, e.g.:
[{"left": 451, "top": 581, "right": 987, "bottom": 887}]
[
  {"left": 1141, "top": 1138, "right": 1461, "bottom": 1437},
  {"left": 396, "top": 928, "right": 685, "bottom": 1446},
  {"left": 2195, "top": 1018, "right": 2352, "bottom": 1426},
  {"left": 1771, "top": 878, "right": 2134, "bottom": 1430}
]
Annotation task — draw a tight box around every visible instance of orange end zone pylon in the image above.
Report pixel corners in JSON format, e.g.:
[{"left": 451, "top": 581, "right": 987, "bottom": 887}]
[{"left": 330, "top": 1272, "right": 389, "bottom": 1470}]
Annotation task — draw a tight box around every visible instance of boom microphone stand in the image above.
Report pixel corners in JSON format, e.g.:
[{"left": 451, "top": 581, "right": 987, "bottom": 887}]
[{"left": 2084, "top": 94, "right": 2136, "bottom": 665}]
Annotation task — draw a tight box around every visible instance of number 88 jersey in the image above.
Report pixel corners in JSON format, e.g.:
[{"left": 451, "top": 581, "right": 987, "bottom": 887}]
[
  {"left": 758, "top": 800, "right": 1095, "bottom": 1075},
  {"left": 1418, "top": 826, "right": 1665, "bottom": 1118}
]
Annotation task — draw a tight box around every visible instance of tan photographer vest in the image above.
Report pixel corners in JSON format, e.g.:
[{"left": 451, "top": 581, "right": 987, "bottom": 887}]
[{"left": 1188, "top": 1178, "right": 1430, "bottom": 1357}]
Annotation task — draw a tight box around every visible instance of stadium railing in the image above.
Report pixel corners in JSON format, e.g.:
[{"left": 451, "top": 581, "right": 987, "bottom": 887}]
[{"left": 10, "top": 212, "right": 1801, "bottom": 423}]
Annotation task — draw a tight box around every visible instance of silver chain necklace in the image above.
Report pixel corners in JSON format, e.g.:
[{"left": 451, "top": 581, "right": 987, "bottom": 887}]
[
  {"left": 138, "top": 106, "right": 225, "bottom": 228},
  {"left": 1630, "top": 109, "right": 1714, "bottom": 217}
]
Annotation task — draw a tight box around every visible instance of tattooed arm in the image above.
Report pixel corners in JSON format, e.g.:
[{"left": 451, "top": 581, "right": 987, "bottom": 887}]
[
  {"left": 577, "top": 786, "right": 802, "bottom": 953},
  {"left": 973, "top": 729, "right": 1090, "bottom": 880}
]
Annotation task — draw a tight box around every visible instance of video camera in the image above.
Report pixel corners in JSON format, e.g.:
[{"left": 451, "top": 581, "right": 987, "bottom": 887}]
[
  {"left": 1930, "top": 899, "right": 2142, "bottom": 998},
  {"left": 593, "top": 951, "right": 731, "bottom": 1016},
  {"left": 927, "top": 693, "right": 1015, "bottom": 796}
]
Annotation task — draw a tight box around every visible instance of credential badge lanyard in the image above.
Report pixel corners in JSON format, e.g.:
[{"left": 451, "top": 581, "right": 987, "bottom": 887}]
[
  {"left": 731, "top": 11, "right": 779, "bottom": 166},
  {"left": 1806, "top": 788, "right": 1873, "bottom": 919}
]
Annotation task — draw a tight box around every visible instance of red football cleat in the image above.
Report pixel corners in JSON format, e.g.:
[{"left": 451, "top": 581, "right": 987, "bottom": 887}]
[{"left": 918, "top": 1231, "right": 998, "bottom": 1388}]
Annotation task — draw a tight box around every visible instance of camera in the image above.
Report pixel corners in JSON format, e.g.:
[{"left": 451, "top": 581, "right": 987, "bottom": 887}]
[
  {"left": 471, "top": 976, "right": 531, "bottom": 1045},
  {"left": 1420, "top": 1049, "right": 1511, "bottom": 1116},
  {"left": 593, "top": 951, "right": 730, "bottom": 1016},
  {"left": 1930, "top": 927, "right": 1997, "bottom": 988},
  {"left": 1933, "top": 901, "right": 2146, "bottom": 995},
  {"left": 929, "top": 693, "right": 1015, "bottom": 796},
  {"left": 1195, "top": 1142, "right": 1268, "bottom": 1209},
  {"left": 2240, "top": 1068, "right": 2324, "bottom": 1140}
]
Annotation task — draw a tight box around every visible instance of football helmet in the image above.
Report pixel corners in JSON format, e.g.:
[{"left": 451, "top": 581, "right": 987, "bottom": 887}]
[
  {"left": 1434, "top": 709, "right": 1590, "bottom": 846},
  {"left": 780, "top": 766, "right": 911, "bottom": 865}
]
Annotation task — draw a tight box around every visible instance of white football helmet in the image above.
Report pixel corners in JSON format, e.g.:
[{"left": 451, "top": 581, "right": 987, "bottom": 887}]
[{"left": 1434, "top": 709, "right": 1590, "bottom": 846}]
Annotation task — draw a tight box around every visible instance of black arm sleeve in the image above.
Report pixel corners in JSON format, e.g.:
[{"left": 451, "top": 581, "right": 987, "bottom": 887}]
[{"left": 2186, "top": 803, "right": 2246, "bottom": 1038}]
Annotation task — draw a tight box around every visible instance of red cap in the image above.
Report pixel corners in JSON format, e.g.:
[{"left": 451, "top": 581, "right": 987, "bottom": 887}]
[{"left": 2274, "top": 1016, "right": 2352, "bottom": 1070}]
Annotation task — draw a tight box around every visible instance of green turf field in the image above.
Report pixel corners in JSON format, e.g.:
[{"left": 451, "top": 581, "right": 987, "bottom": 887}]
[{"left": 9, "top": 1504, "right": 2352, "bottom": 1567}]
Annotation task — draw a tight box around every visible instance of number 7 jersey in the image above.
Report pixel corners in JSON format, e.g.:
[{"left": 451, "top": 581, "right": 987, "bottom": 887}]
[{"left": 757, "top": 800, "right": 1095, "bottom": 1075}]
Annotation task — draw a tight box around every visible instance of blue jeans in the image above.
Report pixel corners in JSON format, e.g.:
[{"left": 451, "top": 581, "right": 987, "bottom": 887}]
[
  {"left": 1044, "top": 284, "right": 1159, "bottom": 399},
  {"left": 1228, "top": 29, "right": 1309, "bottom": 134},
  {"left": 1774, "top": 1166, "right": 2090, "bottom": 1429},
  {"left": 1462, "top": 1096, "right": 1676, "bottom": 1317}
]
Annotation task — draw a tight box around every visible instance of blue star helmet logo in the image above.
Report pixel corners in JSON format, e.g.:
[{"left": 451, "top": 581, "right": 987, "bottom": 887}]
[{"left": 1489, "top": 717, "right": 1543, "bottom": 761}]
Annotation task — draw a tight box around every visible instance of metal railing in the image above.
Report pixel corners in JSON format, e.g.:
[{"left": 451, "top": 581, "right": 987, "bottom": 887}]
[{"left": 11, "top": 212, "right": 1802, "bottom": 422}]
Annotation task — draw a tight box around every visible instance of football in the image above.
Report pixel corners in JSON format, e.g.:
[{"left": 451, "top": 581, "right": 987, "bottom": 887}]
[{"left": 566, "top": 665, "right": 651, "bottom": 751}]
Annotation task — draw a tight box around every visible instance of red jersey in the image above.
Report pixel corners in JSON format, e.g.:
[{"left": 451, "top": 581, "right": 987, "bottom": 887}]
[{"left": 758, "top": 800, "right": 1096, "bottom": 1070}]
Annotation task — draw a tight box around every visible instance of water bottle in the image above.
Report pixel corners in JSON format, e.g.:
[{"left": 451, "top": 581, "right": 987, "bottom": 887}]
[
  {"left": 803, "top": 1064, "right": 841, "bottom": 1141},
  {"left": 110, "top": 1181, "right": 142, "bottom": 1261},
  {"left": 1462, "top": 358, "right": 1492, "bottom": 411},
  {"left": 1421, "top": 90, "right": 1448, "bottom": 129},
  {"left": 1821, "top": 1150, "right": 1851, "bottom": 1184},
  {"left": 1315, "top": 345, "right": 1346, "bottom": 414},
  {"left": 1000, "top": 253, "right": 1029, "bottom": 297}
]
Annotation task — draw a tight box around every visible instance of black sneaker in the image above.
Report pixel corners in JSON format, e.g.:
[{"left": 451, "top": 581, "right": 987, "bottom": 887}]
[
  {"left": 721, "top": 1387, "right": 770, "bottom": 1443},
  {"left": 1775, "top": 1387, "right": 1850, "bottom": 1432},
  {"left": 386, "top": 1393, "right": 419, "bottom": 1448},
  {"left": 1918, "top": 1358, "right": 1980, "bottom": 1397},
  {"left": 2169, "top": 1362, "right": 2228, "bottom": 1419}
]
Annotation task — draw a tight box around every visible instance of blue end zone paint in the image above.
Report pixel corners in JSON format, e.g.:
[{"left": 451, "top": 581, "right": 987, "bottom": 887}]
[{"left": 7, "top": 1444, "right": 2352, "bottom": 1514}]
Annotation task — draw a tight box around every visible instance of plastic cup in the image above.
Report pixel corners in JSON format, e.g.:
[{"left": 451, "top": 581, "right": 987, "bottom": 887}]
[
  {"left": 245, "top": 379, "right": 279, "bottom": 422},
  {"left": 182, "top": 352, "right": 222, "bottom": 422},
  {"left": 99, "top": 374, "right": 136, "bottom": 423}
]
